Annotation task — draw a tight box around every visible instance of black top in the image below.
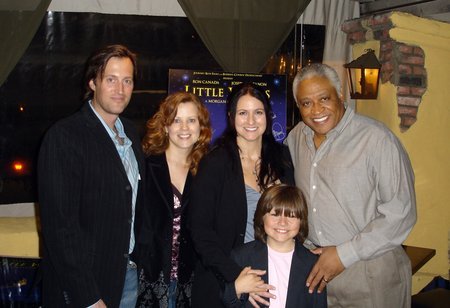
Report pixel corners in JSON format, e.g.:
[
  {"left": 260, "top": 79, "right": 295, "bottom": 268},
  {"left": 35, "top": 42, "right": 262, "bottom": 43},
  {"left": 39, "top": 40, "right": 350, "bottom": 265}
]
[
  {"left": 135, "top": 153, "right": 196, "bottom": 307},
  {"left": 188, "top": 144, "right": 294, "bottom": 307}
]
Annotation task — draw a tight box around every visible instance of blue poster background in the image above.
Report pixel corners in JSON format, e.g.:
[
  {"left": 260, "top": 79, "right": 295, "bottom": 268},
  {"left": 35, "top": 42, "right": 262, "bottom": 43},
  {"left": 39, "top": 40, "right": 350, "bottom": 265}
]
[{"left": 168, "top": 69, "right": 287, "bottom": 143}]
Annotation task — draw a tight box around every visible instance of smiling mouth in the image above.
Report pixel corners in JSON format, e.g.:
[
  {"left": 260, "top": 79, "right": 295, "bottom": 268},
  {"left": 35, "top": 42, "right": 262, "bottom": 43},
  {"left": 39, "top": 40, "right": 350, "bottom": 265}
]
[
  {"left": 274, "top": 229, "right": 289, "bottom": 233},
  {"left": 178, "top": 134, "right": 191, "bottom": 138},
  {"left": 312, "top": 115, "right": 328, "bottom": 123},
  {"left": 244, "top": 127, "right": 258, "bottom": 132}
]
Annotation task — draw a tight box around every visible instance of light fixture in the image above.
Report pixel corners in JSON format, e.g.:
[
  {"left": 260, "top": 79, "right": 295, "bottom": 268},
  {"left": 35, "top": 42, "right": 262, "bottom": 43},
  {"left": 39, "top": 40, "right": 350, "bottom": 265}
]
[{"left": 344, "top": 49, "right": 381, "bottom": 99}]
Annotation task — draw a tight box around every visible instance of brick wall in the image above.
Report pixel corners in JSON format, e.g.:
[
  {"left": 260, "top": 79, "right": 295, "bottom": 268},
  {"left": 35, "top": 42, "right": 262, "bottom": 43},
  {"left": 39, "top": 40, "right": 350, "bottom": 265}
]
[{"left": 342, "top": 13, "right": 427, "bottom": 131}]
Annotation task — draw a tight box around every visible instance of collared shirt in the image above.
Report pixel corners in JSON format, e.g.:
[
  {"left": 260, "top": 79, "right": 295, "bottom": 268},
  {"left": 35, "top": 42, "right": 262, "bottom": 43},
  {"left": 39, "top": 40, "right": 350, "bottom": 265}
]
[
  {"left": 89, "top": 102, "right": 140, "bottom": 254},
  {"left": 285, "top": 106, "right": 416, "bottom": 268}
]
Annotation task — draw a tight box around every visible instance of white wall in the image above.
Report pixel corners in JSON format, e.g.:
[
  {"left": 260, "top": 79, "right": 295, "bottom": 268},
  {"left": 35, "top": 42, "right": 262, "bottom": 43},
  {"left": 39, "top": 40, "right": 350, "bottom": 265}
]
[{"left": 48, "top": 0, "right": 186, "bottom": 16}]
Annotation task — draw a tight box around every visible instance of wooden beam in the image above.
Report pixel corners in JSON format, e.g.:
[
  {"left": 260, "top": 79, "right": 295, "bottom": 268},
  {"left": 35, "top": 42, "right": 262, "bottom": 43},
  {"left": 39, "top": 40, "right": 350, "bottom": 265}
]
[{"left": 360, "top": 0, "right": 450, "bottom": 17}]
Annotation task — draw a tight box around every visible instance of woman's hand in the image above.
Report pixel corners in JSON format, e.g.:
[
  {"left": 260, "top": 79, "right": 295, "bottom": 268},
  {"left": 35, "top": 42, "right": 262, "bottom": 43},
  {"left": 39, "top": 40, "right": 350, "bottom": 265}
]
[
  {"left": 245, "top": 267, "right": 276, "bottom": 308},
  {"left": 235, "top": 266, "right": 267, "bottom": 297}
]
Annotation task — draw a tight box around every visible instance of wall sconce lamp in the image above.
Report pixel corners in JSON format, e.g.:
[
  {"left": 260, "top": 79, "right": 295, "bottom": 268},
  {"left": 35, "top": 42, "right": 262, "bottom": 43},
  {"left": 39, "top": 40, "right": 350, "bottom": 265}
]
[{"left": 344, "top": 49, "right": 381, "bottom": 99}]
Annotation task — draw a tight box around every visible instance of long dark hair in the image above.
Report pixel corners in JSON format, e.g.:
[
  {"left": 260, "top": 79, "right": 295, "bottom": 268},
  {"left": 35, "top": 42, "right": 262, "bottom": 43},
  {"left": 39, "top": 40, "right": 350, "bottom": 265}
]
[{"left": 216, "top": 82, "right": 288, "bottom": 190}]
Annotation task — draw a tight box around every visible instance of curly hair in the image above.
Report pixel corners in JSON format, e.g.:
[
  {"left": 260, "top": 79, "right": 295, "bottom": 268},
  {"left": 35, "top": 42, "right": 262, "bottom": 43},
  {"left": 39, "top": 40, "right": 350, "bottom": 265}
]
[
  {"left": 142, "top": 91, "right": 211, "bottom": 175},
  {"left": 254, "top": 184, "right": 309, "bottom": 244}
]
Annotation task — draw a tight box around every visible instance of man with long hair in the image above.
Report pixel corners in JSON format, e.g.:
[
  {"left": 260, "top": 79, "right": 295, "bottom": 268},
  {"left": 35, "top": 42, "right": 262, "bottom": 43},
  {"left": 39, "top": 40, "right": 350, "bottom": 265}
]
[{"left": 38, "top": 45, "right": 144, "bottom": 307}]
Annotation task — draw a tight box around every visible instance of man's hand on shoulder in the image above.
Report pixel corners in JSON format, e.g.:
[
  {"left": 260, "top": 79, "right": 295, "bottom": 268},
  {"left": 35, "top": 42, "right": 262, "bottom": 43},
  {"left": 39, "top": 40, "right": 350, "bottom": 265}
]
[{"left": 306, "top": 246, "right": 345, "bottom": 294}]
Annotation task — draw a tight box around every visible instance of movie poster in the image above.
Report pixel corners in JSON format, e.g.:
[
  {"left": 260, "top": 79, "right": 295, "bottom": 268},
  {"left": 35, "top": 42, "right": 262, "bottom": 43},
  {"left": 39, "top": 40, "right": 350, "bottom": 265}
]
[{"left": 168, "top": 69, "right": 287, "bottom": 142}]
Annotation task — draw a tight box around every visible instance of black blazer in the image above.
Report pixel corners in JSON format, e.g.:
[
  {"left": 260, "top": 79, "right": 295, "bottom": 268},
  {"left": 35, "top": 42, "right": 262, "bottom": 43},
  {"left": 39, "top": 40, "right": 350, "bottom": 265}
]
[
  {"left": 135, "top": 153, "right": 196, "bottom": 307},
  {"left": 223, "top": 240, "right": 327, "bottom": 308},
  {"left": 188, "top": 145, "right": 294, "bottom": 307},
  {"left": 38, "top": 102, "right": 145, "bottom": 308}
]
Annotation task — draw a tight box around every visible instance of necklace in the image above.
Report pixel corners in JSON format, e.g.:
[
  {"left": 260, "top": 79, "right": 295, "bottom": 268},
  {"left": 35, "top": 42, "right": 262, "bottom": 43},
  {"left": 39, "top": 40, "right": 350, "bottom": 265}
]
[{"left": 240, "top": 155, "right": 261, "bottom": 179}]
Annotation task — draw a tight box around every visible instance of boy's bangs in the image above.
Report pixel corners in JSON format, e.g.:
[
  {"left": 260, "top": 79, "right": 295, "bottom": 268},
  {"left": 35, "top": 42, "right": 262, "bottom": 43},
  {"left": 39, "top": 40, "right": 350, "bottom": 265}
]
[{"left": 271, "top": 203, "right": 300, "bottom": 218}]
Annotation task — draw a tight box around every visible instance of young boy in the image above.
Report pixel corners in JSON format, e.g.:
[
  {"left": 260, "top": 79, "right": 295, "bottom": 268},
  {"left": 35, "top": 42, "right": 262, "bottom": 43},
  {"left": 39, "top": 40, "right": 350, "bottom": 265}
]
[{"left": 223, "top": 184, "right": 327, "bottom": 308}]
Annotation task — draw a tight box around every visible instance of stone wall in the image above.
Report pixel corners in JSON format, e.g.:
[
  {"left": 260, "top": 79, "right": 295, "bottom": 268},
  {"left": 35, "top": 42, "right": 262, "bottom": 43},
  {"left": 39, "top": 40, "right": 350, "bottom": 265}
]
[{"left": 342, "top": 13, "right": 427, "bottom": 131}]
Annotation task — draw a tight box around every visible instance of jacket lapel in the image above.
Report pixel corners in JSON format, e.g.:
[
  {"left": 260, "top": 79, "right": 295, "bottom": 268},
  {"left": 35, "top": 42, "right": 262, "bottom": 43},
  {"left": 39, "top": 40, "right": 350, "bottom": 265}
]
[
  {"left": 253, "top": 241, "right": 269, "bottom": 283},
  {"left": 231, "top": 145, "right": 249, "bottom": 238},
  {"left": 181, "top": 172, "right": 192, "bottom": 211},
  {"left": 147, "top": 154, "right": 174, "bottom": 215},
  {"left": 286, "top": 241, "right": 311, "bottom": 307},
  {"left": 81, "top": 103, "right": 128, "bottom": 179}
]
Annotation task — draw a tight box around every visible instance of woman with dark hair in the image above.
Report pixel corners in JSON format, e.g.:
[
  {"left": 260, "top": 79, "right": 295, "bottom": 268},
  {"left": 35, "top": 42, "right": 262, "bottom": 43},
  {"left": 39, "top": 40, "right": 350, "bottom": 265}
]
[
  {"left": 189, "top": 82, "right": 294, "bottom": 307},
  {"left": 136, "top": 91, "right": 212, "bottom": 307}
]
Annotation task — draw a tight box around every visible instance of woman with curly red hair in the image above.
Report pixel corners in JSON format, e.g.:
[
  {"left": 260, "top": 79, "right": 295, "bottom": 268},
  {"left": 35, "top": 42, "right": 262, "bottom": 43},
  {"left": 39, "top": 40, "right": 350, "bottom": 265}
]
[{"left": 136, "top": 91, "right": 211, "bottom": 307}]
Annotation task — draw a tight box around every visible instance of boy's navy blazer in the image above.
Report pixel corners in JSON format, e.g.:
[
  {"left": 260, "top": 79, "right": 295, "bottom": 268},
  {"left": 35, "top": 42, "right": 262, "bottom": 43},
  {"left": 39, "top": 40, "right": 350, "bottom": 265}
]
[{"left": 223, "top": 240, "right": 327, "bottom": 308}]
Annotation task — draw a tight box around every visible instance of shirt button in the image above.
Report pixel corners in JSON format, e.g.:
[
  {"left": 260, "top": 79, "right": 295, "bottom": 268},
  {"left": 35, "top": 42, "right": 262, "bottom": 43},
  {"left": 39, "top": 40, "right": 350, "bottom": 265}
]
[
  {"left": 312, "top": 185, "right": 316, "bottom": 190},
  {"left": 128, "top": 219, "right": 132, "bottom": 224},
  {"left": 318, "top": 231, "right": 322, "bottom": 235},
  {"left": 313, "top": 208, "right": 317, "bottom": 212},
  {"left": 125, "top": 185, "right": 131, "bottom": 191},
  {"left": 313, "top": 162, "right": 317, "bottom": 167}
]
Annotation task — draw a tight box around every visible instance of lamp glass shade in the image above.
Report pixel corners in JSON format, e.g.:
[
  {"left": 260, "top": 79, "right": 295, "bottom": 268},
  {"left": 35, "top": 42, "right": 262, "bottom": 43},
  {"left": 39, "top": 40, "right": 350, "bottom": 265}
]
[{"left": 345, "top": 49, "right": 381, "bottom": 99}]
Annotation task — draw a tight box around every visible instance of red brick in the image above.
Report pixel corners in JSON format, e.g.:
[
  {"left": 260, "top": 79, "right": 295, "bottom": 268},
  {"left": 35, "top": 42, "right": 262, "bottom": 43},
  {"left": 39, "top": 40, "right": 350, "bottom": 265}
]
[
  {"left": 382, "top": 72, "right": 393, "bottom": 83},
  {"left": 413, "top": 66, "right": 426, "bottom": 75},
  {"left": 369, "top": 13, "right": 392, "bottom": 27},
  {"left": 397, "top": 86, "right": 411, "bottom": 95},
  {"left": 397, "top": 96, "right": 421, "bottom": 107},
  {"left": 401, "top": 56, "right": 425, "bottom": 65},
  {"left": 411, "top": 87, "right": 427, "bottom": 96},
  {"left": 398, "top": 64, "right": 412, "bottom": 74},
  {"left": 382, "top": 61, "right": 394, "bottom": 71},
  {"left": 397, "top": 105, "right": 418, "bottom": 118},
  {"left": 341, "top": 20, "right": 364, "bottom": 33},
  {"left": 398, "top": 45, "right": 413, "bottom": 54},
  {"left": 381, "top": 65, "right": 393, "bottom": 74},
  {"left": 374, "top": 29, "right": 390, "bottom": 40},
  {"left": 414, "top": 47, "right": 424, "bottom": 56},
  {"left": 381, "top": 64, "right": 393, "bottom": 83},
  {"left": 400, "top": 116, "right": 417, "bottom": 129},
  {"left": 381, "top": 40, "right": 393, "bottom": 51},
  {"left": 380, "top": 50, "right": 392, "bottom": 62},
  {"left": 348, "top": 31, "right": 367, "bottom": 43}
]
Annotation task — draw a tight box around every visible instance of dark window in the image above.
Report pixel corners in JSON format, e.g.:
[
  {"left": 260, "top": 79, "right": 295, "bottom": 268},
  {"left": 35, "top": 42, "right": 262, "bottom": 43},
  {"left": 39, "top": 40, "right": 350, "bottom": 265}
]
[{"left": 0, "top": 12, "right": 324, "bottom": 204}]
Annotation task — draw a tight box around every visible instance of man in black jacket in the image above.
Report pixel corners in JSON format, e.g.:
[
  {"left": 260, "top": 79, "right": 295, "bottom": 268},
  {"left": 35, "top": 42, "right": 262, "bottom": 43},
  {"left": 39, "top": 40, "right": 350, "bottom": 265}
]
[{"left": 38, "top": 44, "right": 145, "bottom": 307}]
